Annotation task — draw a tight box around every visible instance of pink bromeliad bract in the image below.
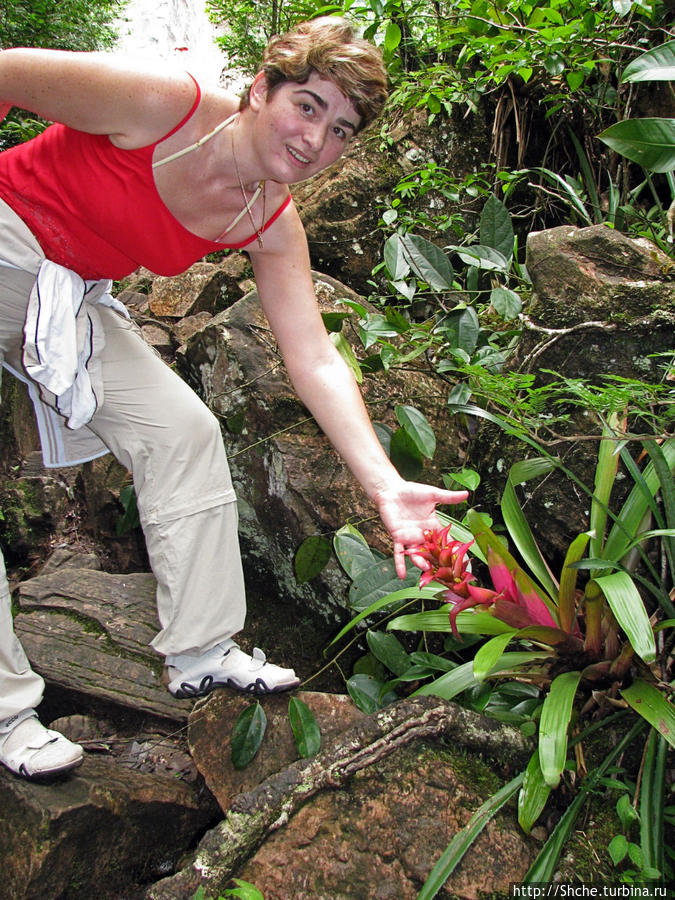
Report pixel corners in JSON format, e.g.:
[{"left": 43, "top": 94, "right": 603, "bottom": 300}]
[{"left": 409, "top": 525, "right": 558, "bottom": 637}]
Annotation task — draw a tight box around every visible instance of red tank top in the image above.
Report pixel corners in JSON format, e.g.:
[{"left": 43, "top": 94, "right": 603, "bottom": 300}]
[{"left": 0, "top": 80, "right": 291, "bottom": 280}]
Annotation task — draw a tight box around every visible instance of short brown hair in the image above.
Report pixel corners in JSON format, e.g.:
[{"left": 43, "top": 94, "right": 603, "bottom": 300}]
[{"left": 241, "top": 17, "right": 388, "bottom": 132}]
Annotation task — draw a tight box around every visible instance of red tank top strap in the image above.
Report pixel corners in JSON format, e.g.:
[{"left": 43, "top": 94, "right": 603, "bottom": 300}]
[
  {"left": 227, "top": 194, "right": 293, "bottom": 249},
  {"left": 159, "top": 73, "right": 201, "bottom": 142}
]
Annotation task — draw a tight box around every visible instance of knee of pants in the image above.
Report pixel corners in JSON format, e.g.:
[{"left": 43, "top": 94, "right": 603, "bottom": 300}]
[
  {"left": 175, "top": 399, "right": 224, "bottom": 458},
  {"left": 137, "top": 399, "right": 232, "bottom": 514}
]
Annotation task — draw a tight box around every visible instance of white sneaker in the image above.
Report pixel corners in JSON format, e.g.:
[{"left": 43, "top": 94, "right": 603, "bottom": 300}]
[
  {"left": 165, "top": 638, "right": 300, "bottom": 699},
  {"left": 0, "top": 709, "right": 84, "bottom": 779}
]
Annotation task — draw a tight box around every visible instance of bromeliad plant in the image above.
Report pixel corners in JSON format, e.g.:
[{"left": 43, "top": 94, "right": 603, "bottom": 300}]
[{"left": 328, "top": 426, "right": 674, "bottom": 889}]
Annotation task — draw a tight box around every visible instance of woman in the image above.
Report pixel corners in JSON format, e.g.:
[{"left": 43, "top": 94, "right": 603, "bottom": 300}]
[{"left": 0, "top": 18, "right": 467, "bottom": 780}]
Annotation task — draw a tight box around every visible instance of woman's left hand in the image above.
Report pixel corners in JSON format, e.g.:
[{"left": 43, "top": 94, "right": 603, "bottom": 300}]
[{"left": 374, "top": 481, "right": 469, "bottom": 578}]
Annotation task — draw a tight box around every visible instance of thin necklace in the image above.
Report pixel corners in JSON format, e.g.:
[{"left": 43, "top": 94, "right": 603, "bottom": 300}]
[{"left": 230, "top": 126, "right": 266, "bottom": 249}]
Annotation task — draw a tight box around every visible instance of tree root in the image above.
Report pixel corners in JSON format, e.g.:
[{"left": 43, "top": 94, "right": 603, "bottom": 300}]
[{"left": 145, "top": 695, "right": 530, "bottom": 899}]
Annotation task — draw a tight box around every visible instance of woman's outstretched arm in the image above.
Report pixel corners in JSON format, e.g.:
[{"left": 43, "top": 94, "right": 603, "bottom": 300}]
[
  {"left": 250, "top": 205, "right": 468, "bottom": 576},
  {"left": 0, "top": 48, "right": 196, "bottom": 147}
]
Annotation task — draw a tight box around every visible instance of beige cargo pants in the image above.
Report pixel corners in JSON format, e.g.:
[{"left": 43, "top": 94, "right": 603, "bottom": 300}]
[{"left": 0, "top": 200, "right": 246, "bottom": 719}]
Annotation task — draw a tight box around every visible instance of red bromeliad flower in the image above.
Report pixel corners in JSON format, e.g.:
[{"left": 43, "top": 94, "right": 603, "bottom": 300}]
[
  {"left": 411, "top": 525, "right": 475, "bottom": 593},
  {"left": 409, "top": 525, "right": 558, "bottom": 638}
]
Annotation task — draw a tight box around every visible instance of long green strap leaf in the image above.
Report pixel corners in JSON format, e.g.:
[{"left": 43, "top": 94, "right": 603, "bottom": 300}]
[
  {"left": 590, "top": 571, "right": 656, "bottom": 664},
  {"left": 621, "top": 679, "right": 675, "bottom": 748},
  {"left": 558, "top": 531, "right": 593, "bottom": 633},
  {"left": 525, "top": 720, "right": 646, "bottom": 882},
  {"left": 501, "top": 458, "right": 559, "bottom": 601},
  {"left": 539, "top": 671, "right": 582, "bottom": 787},
  {"left": 518, "top": 749, "right": 552, "bottom": 834},
  {"left": 644, "top": 441, "right": 675, "bottom": 584},
  {"left": 473, "top": 632, "right": 515, "bottom": 681},
  {"left": 415, "top": 652, "right": 548, "bottom": 701},
  {"left": 604, "top": 438, "right": 675, "bottom": 562},
  {"left": 388, "top": 609, "right": 514, "bottom": 635},
  {"left": 417, "top": 772, "right": 524, "bottom": 900},
  {"left": 590, "top": 417, "right": 622, "bottom": 562},
  {"left": 640, "top": 729, "right": 667, "bottom": 879},
  {"left": 329, "top": 586, "right": 442, "bottom": 646}
]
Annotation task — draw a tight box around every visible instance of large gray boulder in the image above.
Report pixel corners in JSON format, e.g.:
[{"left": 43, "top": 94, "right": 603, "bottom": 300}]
[
  {"left": 176, "top": 272, "right": 467, "bottom": 633},
  {"left": 473, "top": 225, "right": 675, "bottom": 561}
]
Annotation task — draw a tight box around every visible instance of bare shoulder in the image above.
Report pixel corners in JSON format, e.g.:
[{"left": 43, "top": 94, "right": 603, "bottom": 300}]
[{"left": 252, "top": 191, "right": 307, "bottom": 259}]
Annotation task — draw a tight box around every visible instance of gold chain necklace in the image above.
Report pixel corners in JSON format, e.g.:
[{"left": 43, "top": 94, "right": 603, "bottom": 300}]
[{"left": 230, "top": 127, "right": 266, "bottom": 249}]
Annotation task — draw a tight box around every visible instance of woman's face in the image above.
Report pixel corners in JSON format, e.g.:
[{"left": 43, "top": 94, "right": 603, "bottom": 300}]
[{"left": 249, "top": 71, "right": 361, "bottom": 183}]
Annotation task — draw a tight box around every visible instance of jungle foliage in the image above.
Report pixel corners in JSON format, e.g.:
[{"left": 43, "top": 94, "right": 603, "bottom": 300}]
[{"left": 0, "top": 0, "right": 126, "bottom": 51}]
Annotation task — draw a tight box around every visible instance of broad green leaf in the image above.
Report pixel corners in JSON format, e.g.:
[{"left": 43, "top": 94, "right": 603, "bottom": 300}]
[
  {"left": 490, "top": 287, "right": 522, "bottom": 320},
  {"left": 340, "top": 298, "right": 368, "bottom": 317},
  {"left": 366, "top": 629, "right": 411, "bottom": 676},
  {"left": 616, "top": 793, "right": 639, "bottom": 830},
  {"left": 608, "top": 834, "right": 629, "bottom": 865},
  {"left": 598, "top": 119, "right": 675, "bottom": 173},
  {"left": 231, "top": 702, "right": 267, "bottom": 769},
  {"left": 330, "top": 331, "right": 363, "bottom": 384},
  {"left": 294, "top": 535, "right": 332, "bottom": 584},
  {"left": 438, "top": 306, "right": 480, "bottom": 355},
  {"left": 390, "top": 427, "right": 424, "bottom": 480},
  {"left": 322, "top": 311, "right": 349, "bottom": 333},
  {"left": 623, "top": 39, "right": 675, "bottom": 82},
  {"left": 373, "top": 421, "right": 392, "bottom": 455},
  {"left": 391, "top": 278, "right": 416, "bottom": 302},
  {"left": 544, "top": 53, "right": 565, "bottom": 76},
  {"left": 589, "top": 571, "right": 655, "bottom": 663},
  {"left": 518, "top": 750, "right": 552, "bottom": 834},
  {"left": 384, "top": 233, "right": 410, "bottom": 281},
  {"left": 395, "top": 404, "right": 436, "bottom": 458},
  {"left": 566, "top": 70, "right": 586, "bottom": 92},
  {"left": 223, "top": 879, "right": 266, "bottom": 900},
  {"left": 333, "top": 527, "right": 376, "bottom": 580},
  {"left": 450, "top": 243, "right": 509, "bottom": 272},
  {"left": 384, "top": 20, "right": 402, "bottom": 53},
  {"left": 288, "top": 697, "right": 321, "bottom": 758},
  {"left": 414, "top": 658, "right": 478, "bottom": 700},
  {"left": 447, "top": 382, "right": 472, "bottom": 407},
  {"left": 473, "top": 631, "right": 515, "bottom": 682},
  {"left": 358, "top": 313, "right": 405, "bottom": 350},
  {"left": 444, "top": 468, "right": 480, "bottom": 491},
  {"left": 538, "top": 671, "right": 582, "bottom": 787},
  {"left": 346, "top": 674, "right": 396, "bottom": 713},
  {"left": 409, "top": 651, "right": 457, "bottom": 672},
  {"left": 417, "top": 772, "right": 524, "bottom": 900},
  {"left": 621, "top": 680, "right": 675, "bottom": 748},
  {"left": 349, "top": 556, "right": 420, "bottom": 611},
  {"left": 399, "top": 233, "right": 454, "bottom": 290},
  {"left": 479, "top": 194, "right": 514, "bottom": 261}
]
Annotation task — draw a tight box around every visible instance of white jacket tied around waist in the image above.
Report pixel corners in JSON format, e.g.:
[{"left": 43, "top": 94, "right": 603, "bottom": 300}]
[{"left": 1, "top": 258, "right": 130, "bottom": 467}]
